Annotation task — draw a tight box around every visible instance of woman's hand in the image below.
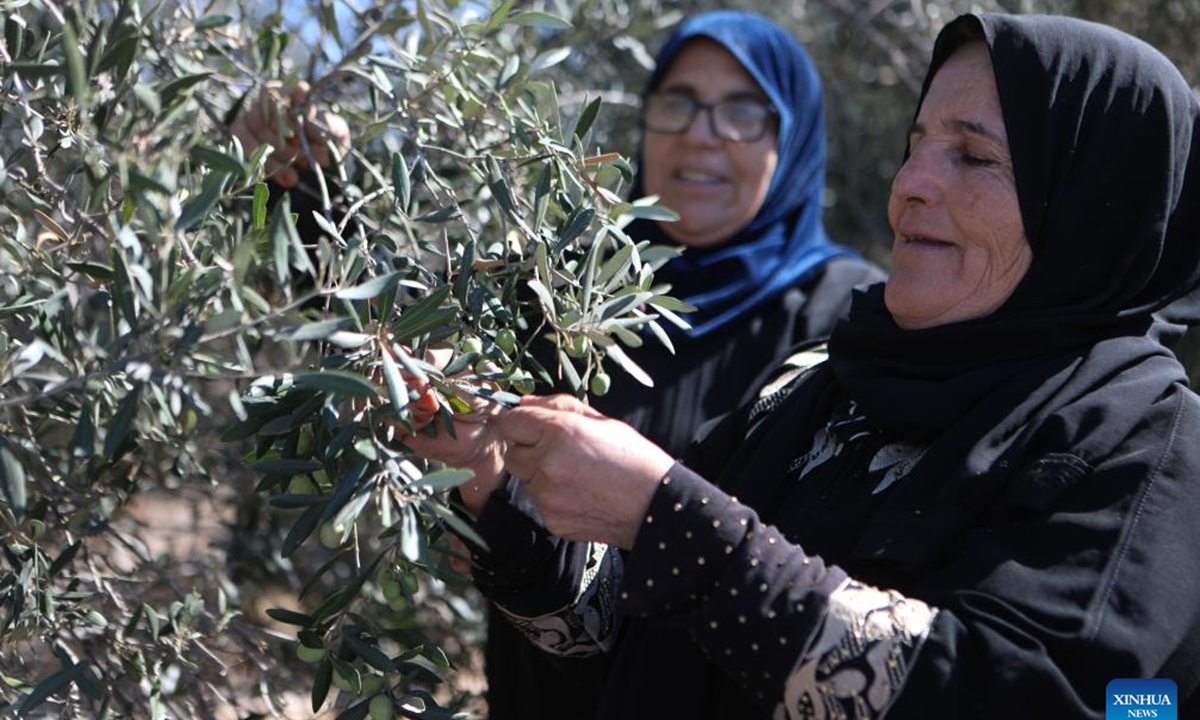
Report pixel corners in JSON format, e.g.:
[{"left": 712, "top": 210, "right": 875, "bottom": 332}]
[
  {"left": 403, "top": 408, "right": 507, "bottom": 517},
  {"left": 494, "top": 395, "right": 674, "bottom": 550},
  {"left": 392, "top": 347, "right": 508, "bottom": 517},
  {"left": 230, "top": 81, "right": 351, "bottom": 188}
]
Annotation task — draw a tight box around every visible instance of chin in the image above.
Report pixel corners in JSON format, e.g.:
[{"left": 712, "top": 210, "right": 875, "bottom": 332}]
[
  {"left": 884, "top": 287, "right": 940, "bottom": 329},
  {"left": 661, "top": 221, "right": 729, "bottom": 248}
]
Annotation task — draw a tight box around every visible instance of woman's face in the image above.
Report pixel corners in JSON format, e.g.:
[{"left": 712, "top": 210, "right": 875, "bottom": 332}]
[
  {"left": 641, "top": 39, "right": 779, "bottom": 248},
  {"left": 884, "top": 42, "right": 1032, "bottom": 329}
]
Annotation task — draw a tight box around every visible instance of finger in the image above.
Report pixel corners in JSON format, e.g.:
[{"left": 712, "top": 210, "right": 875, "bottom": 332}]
[
  {"left": 264, "top": 156, "right": 299, "bottom": 188},
  {"left": 494, "top": 406, "right": 556, "bottom": 446},
  {"left": 288, "top": 81, "right": 310, "bottom": 107},
  {"left": 399, "top": 427, "right": 442, "bottom": 460},
  {"left": 323, "top": 112, "right": 353, "bottom": 155},
  {"left": 521, "top": 393, "right": 606, "bottom": 419},
  {"left": 298, "top": 123, "right": 333, "bottom": 167},
  {"left": 503, "top": 442, "right": 544, "bottom": 481},
  {"left": 303, "top": 119, "right": 327, "bottom": 145},
  {"left": 289, "top": 146, "right": 313, "bottom": 170},
  {"left": 425, "top": 345, "right": 455, "bottom": 371},
  {"left": 519, "top": 394, "right": 576, "bottom": 411},
  {"left": 305, "top": 111, "right": 350, "bottom": 148},
  {"left": 255, "top": 87, "right": 285, "bottom": 133},
  {"left": 304, "top": 142, "right": 331, "bottom": 169},
  {"left": 262, "top": 90, "right": 293, "bottom": 143},
  {"left": 239, "top": 103, "right": 273, "bottom": 143},
  {"left": 410, "top": 388, "right": 442, "bottom": 427}
]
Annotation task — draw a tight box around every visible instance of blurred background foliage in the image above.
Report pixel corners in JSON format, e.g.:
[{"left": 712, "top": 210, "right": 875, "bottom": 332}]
[{"left": 2, "top": 0, "right": 1198, "bottom": 718}]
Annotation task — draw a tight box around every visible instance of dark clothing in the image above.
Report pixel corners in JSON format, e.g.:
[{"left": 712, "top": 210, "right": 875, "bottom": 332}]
[
  {"left": 471, "top": 352, "right": 1200, "bottom": 718},
  {"left": 484, "top": 257, "right": 884, "bottom": 719},
  {"left": 468, "top": 13, "right": 1200, "bottom": 720},
  {"left": 593, "top": 257, "right": 885, "bottom": 457}
]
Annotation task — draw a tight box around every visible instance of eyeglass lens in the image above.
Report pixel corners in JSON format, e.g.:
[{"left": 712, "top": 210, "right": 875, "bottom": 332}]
[{"left": 642, "top": 93, "right": 773, "bottom": 142}]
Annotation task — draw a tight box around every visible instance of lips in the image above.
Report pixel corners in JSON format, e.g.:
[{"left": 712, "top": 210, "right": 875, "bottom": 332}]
[
  {"left": 902, "top": 235, "right": 955, "bottom": 248},
  {"left": 673, "top": 169, "right": 726, "bottom": 184},
  {"left": 895, "top": 220, "right": 957, "bottom": 249}
]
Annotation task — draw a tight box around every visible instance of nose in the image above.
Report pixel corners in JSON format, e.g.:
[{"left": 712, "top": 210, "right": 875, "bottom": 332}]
[
  {"left": 681, "top": 106, "right": 722, "bottom": 146},
  {"left": 890, "top": 143, "right": 944, "bottom": 207}
]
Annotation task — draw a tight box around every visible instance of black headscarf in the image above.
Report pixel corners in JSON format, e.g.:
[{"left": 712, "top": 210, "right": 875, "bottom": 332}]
[{"left": 829, "top": 13, "right": 1200, "bottom": 465}]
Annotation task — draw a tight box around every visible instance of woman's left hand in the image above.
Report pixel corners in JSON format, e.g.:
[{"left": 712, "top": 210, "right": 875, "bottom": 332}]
[
  {"left": 383, "top": 346, "right": 508, "bottom": 517},
  {"left": 230, "top": 81, "right": 351, "bottom": 188},
  {"left": 494, "top": 395, "right": 674, "bottom": 550}
]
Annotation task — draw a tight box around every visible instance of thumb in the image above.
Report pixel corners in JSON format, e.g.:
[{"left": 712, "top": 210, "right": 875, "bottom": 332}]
[{"left": 520, "top": 393, "right": 606, "bottom": 420}]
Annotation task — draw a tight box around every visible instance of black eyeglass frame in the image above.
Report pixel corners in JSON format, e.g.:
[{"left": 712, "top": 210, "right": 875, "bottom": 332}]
[{"left": 639, "top": 91, "right": 779, "bottom": 143}]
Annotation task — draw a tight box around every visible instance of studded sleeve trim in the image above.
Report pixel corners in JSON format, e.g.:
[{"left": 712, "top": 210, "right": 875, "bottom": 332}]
[{"left": 619, "top": 463, "right": 934, "bottom": 717}]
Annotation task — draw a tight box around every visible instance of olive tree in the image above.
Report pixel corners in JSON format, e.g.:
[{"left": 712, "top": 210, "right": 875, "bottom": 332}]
[
  {"left": 0, "top": 0, "right": 683, "bottom": 716},
  {"left": 5, "top": 0, "right": 1200, "bottom": 717}
]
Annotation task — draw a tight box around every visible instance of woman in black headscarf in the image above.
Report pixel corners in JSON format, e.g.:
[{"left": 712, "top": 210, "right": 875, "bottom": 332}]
[{"left": 407, "top": 12, "right": 1200, "bottom": 719}]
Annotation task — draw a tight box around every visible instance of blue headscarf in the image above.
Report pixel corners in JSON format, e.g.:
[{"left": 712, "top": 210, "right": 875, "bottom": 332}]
[{"left": 630, "top": 10, "right": 855, "bottom": 338}]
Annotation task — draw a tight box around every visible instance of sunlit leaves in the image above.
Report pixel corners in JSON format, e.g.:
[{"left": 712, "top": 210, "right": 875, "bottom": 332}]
[
  {"left": 0, "top": 438, "right": 27, "bottom": 520},
  {"left": 0, "top": 0, "right": 683, "bottom": 716}
]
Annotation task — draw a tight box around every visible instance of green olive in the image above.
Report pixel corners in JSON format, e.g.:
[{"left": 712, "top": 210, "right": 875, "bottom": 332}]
[
  {"left": 590, "top": 372, "right": 611, "bottom": 397},
  {"left": 368, "top": 694, "right": 395, "bottom": 720},
  {"left": 287, "top": 475, "right": 319, "bottom": 495},
  {"left": 461, "top": 336, "right": 484, "bottom": 355},
  {"left": 319, "top": 522, "right": 346, "bottom": 549},
  {"left": 495, "top": 328, "right": 518, "bottom": 354},
  {"left": 333, "top": 667, "right": 358, "bottom": 692},
  {"left": 296, "top": 643, "right": 325, "bottom": 663},
  {"left": 380, "top": 574, "right": 403, "bottom": 600},
  {"left": 510, "top": 371, "right": 535, "bottom": 395},
  {"left": 565, "top": 335, "right": 588, "bottom": 358},
  {"left": 360, "top": 674, "right": 385, "bottom": 696}
]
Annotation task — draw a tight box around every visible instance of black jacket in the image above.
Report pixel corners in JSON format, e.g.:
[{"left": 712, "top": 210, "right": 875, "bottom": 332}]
[{"left": 468, "top": 352, "right": 1200, "bottom": 719}]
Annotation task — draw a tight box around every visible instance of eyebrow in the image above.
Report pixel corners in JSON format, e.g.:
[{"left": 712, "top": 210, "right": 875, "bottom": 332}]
[
  {"left": 657, "top": 84, "right": 769, "bottom": 103},
  {"left": 908, "top": 118, "right": 1006, "bottom": 145}
]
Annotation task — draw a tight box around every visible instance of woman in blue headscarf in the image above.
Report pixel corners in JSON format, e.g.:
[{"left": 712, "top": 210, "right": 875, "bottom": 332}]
[
  {"left": 482, "top": 11, "right": 882, "bottom": 720},
  {"left": 592, "top": 10, "right": 883, "bottom": 456}
]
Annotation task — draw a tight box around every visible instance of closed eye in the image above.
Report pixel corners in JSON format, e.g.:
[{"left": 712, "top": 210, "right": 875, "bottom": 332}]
[{"left": 960, "top": 152, "right": 997, "bottom": 167}]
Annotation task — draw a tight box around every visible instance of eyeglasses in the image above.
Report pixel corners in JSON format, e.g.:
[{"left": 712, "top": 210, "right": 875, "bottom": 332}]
[{"left": 640, "top": 92, "right": 778, "bottom": 143}]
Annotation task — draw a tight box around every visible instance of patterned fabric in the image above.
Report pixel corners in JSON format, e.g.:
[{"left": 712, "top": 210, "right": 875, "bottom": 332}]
[
  {"left": 868, "top": 442, "right": 928, "bottom": 495},
  {"left": 495, "top": 543, "right": 622, "bottom": 657},
  {"left": 776, "top": 579, "right": 936, "bottom": 720},
  {"left": 748, "top": 346, "right": 830, "bottom": 433},
  {"left": 788, "top": 396, "right": 929, "bottom": 494}
]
